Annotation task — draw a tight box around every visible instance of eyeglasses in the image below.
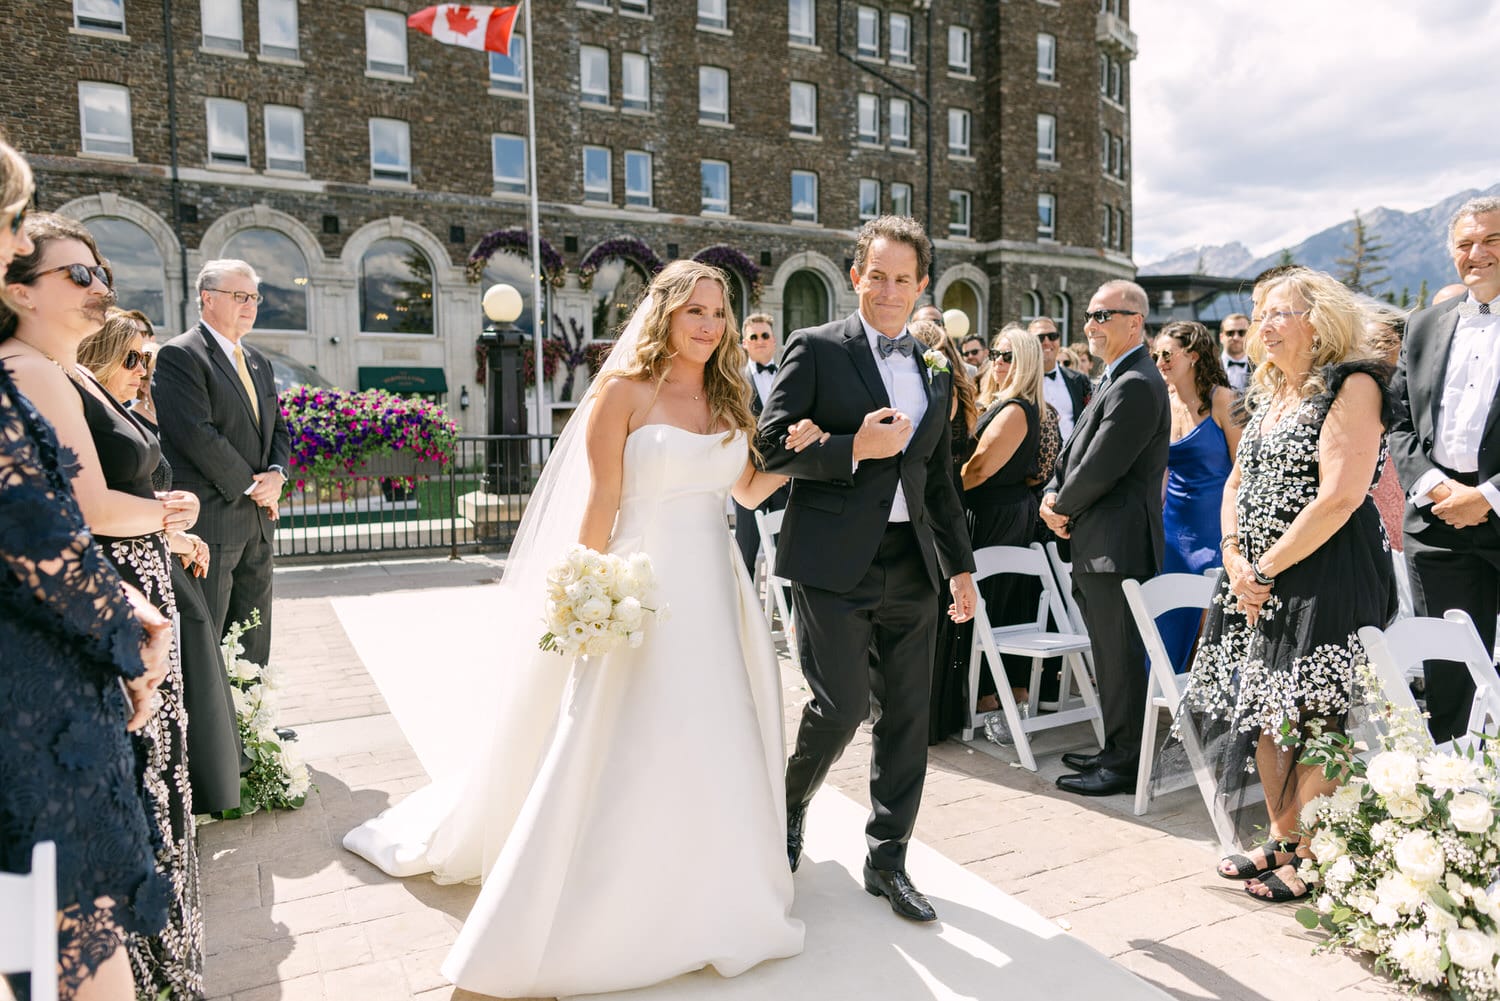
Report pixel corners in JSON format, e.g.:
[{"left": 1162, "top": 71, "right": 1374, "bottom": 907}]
[
  {"left": 745, "top": 332, "right": 773, "bottom": 342},
  {"left": 1037, "top": 330, "right": 1062, "bottom": 342},
  {"left": 991, "top": 350, "right": 1014, "bottom": 363},
  {"left": 1150, "top": 349, "right": 1174, "bottom": 364},
  {"left": 34, "top": 262, "right": 113, "bottom": 290},
  {"left": 1083, "top": 308, "right": 1140, "bottom": 325},
  {"left": 122, "top": 349, "right": 145, "bottom": 371},
  {"left": 204, "top": 288, "right": 265, "bottom": 305},
  {"left": 1251, "top": 310, "right": 1309, "bottom": 325}
]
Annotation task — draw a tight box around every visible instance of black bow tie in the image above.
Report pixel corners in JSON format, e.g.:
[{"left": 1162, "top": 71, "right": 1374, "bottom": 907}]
[
  {"left": 756, "top": 362, "right": 776, "bottom": 374},
  {"left": 1044, "top": 369, "right": 1058, "bottom": 380},
  {"left": 877, "top": 333, "right": 915, "bottom": 358},
  {"left": 1226, "top": 359, "right": 1248, "bottom": 368}
]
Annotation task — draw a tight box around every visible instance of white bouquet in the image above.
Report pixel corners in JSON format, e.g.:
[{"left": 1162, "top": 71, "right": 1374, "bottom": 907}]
[{"left": 538, "top": 545, "right": 667, "bottom": 659}]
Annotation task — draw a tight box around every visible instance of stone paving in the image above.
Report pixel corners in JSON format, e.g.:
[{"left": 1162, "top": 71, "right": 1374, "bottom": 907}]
[{"left": 197, "top": 556, "right": 1410, "bottom": 1001}]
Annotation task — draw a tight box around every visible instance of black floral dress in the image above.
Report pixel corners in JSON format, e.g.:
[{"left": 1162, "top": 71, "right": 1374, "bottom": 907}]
[
  {"left": 0, "top": 363, "right": 169, "bottom": 1000},
  {"left": 1161, "top": 361, "right": 1398, "bottom": 846},
  {"left": 73, "top": 380, "right": 203, "bottom": 999}
]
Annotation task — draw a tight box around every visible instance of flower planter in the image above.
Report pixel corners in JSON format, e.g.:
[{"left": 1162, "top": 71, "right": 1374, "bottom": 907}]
[{"left": 346, "top": 453, "right": 447, "bottom": 479}]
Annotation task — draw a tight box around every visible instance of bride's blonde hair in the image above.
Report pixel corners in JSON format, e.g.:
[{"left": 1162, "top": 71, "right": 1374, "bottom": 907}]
[{"left": 602, "top": 260, "right": 758, "bottom": 452}]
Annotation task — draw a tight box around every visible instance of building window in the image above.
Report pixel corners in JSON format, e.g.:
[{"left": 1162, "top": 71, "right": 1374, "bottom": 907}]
[
  {"left": 583, "top": 146, "right": 611, "bottom": 202},
  {"left": 699, "top": 66, "right": 729, "bottom": 123},
  {"left": 1102, "top": 204, "right": 1112, "bottom": 245},
  {"left": 788, "top": 0, "right": 814, "bottom": 45},
  {"left": 78, "top": 82, "right": 133, "bottom": 156},
  {"left": 889, "top": 12, "right": 912, "bottom": 65},
  {"left": 1110, "top": 60, "right": 1123, "bottom": 102},
  {"left": 949, "top": 190, "right": 971, "bottom": 238},
  {"left": 89, "top": 217, "right": 165, "bottom": 324},
  {"left": 360, "top": 238, "right": 433, "bottom": 335},
  {"left": 1022, "top": 290, "right": 1042, "bottom": 324},
  {"left": 259, "top": 0, "right": 298, "bottom": 58},
  {"left": 620, "top": 52, "right": 650, "bottom": 111},
  {"left": 488, "top": 35, "right": 526, "bottom": 92},
  {"left": 890, "top": 181, "right": 912, "bottom": 217},
  {"left": 1037, "top": 113, "right": 1056, "bottom": 162},
  {"left": 619, "top": 0, "right": 648, "bottom": 12},
  {"left": 369, "top": 117, "right": 411, "bottom": 182},
  {"left": 791, "top": 170, "right": 818, "bottom": 223},
  {"left": 365, "top": 9, "right": 407, "bottom": 74},
  {"left": 223, "top": 228, "right": 308, "bottom": 332},
  {"left": 948, "top": 24, "right": 971, "bottom": 74},
  {"left": 1100, "top": 127, "right": 1111, "bottom": 171},
  {"left": 1038, "top": 192, "right": 1056, "bottom": 239},
  {"left": 492, "top": 134, "right": 527, "bottom": 194},
  {"left": 1100, "top": 53, "right": 1109, "bottom": 94},
  {"left": 701, "top": 159, "right": 729, "bottom": 214},
  {"left": 889, "top": 98, "right": 911, "bottom": 149},
  {"left": 790, "top": 81, "right": 817, "bottom": 135},
  {"left": 264, "top": 105, "right": 305, "bottom": 172},
  {"left": 1037, "top": 32, "right": 1056, "bottom": 82},
  {"left": 856, "top": 6, "right": 879, "bottom": 58},
  {"left": 948, "top": 108, "right": 970, "bottom": 157},
  {"left": 698, "top": 0, "right": 727, "bottom": 29},
  {"left": 624, "top": 150, "right": 652, "bottom": 207},
  {"left": 858, "top": 178, "right": 879, "bottom": 221},
  {"left": 856, "top": 93, "right": 879, "bottom": 144},
  {"left": 1115, "top": 208, "right": 1126, "bottom": 250},
  {"left": 580, "top": 45, "right": 610, "bottom": 105},
  {"left": 74, "top": 0, "right": 125, "bottom": 33},
  {"left": 1051, "top": 292, "right": 1071, "bottom": 339},
  {"left": 1112, "top": 134, "right": 1124, "bottom": 178},
  {"left": 201, "top": 0, "right": 243, "bottom": 51}
]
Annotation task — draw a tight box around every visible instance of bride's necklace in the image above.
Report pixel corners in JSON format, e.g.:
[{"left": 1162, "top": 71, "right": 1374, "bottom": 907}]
[{"left": 664, "top": 377, "right": 704, "bottom": 402}]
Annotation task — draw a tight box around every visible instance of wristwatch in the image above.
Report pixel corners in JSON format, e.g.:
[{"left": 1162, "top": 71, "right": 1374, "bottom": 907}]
[{"left": 267, "top": 464, "right": 288, "bottom": 478}]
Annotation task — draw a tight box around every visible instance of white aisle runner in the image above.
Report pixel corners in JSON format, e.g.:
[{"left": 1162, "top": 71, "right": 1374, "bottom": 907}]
[{"left": 333, "top": 585, "right": 1169, "bottom": 1001}]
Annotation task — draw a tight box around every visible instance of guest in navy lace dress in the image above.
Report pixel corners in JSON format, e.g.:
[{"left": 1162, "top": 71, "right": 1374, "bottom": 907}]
[
  {"left": 2, "top": 213, "right": 204, "bottom": 998},
  {"left": 0, "top": 138, "right": 172, "bottom": 1001}
]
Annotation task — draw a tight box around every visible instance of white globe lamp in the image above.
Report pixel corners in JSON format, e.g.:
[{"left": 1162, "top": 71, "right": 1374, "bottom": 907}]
[
  {"left": 483, "top": 283, "right": 523, "bottom": 324},
  {"left": 942, "top": 308, "right": 971, "bottom": 341}
]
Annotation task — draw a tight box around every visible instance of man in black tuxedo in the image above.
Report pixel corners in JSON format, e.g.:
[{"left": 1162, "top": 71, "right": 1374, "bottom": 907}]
[
  {"left": 1389, "top": 196, "right": 1500, "bottom": 743},
  {"left": 1030, "top": 315, "right": 1090, "bottom": 439},
  {"left": 733, "top": 312, "right": 790, "bottom": 574},
  {"left": 155, "top": 259, "right": 289, "bottom": 670},
  {"left": 759, "top": 217, "right": 977, "bottom": 923},
  {"left": 1040, "top": 280, "right": 1170, "bottom": 797},
  {"left": 1219, "top": 314, "right": 1252, "bottom": 393}
]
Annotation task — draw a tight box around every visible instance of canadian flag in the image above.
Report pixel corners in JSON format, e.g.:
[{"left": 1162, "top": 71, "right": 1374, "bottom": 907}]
[{"left": 407, "top": 5, "right": 520, "bottom": 55}]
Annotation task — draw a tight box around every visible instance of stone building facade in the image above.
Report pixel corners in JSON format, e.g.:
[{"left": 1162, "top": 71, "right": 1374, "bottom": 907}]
[{"left": 0, "top": 0, "right": 1136, "bottom": 432}]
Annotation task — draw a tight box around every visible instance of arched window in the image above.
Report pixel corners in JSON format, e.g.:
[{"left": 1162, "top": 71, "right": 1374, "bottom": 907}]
[
  {"left": 222, "top": 228, "right": 309, "bottom": 331},
  {"left": 1050, "top": 292, "right": 1071, "bottom": 343},
  {"left": 89, "top": 217, "right": 167, "bottom": 326},
  {"left": 782, "top": 269, "right": 829, "bottom": 335},
  {"left": 1021, "top": 290, "right": 1043, "bottom": 324},
  {"left": 941, "top": 280, "right": 981, "bottom": 341},
  {"left": 590, "top": 259, "right": 649, "bottom": 342},
  {"left": 479, "top": 252, "right": 537, "bottom": 335},
  {"left": 360, "top": 238, "right": 433, "bottom": 334}
]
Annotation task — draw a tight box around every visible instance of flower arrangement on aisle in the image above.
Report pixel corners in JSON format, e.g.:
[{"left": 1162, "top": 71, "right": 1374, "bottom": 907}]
[
  {"left": 538, "top": 546, "right": 668, "bottom": 658},
  {"left": 216, "top": 612, "right": 312, "bottom": 819},
  {"left": 280, "top": 386, "right": 457, "bottom": 490},
  {"left": 1296, "top": 702, "right": 1500, "bottom": 999}
]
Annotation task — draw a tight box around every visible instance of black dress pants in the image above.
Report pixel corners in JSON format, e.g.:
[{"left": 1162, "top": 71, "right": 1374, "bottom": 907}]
[{"left": 1071, "top": 571, "right": 1147, "bottom": 770}]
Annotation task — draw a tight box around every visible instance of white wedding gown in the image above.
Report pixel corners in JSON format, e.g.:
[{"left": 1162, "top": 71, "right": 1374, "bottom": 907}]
[{"left": 346, "top": 424, "right": 804, "bottom": 998}]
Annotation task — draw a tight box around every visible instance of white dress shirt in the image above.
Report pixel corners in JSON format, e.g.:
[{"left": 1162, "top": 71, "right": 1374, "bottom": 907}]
[
  {"left": 1042, "top": 363, "right": 1076, "bottom": 438},
  {"left": 1221, "top": 351, "right": 1251, "bottom": 392},
  {"left": 748, "top": 360, "right": 776, "bottom": 408},
  {"left": 1411, "top": 296, "right": 1500, "bottom": 513},
  {"left": 860, "top": 314, "right": 928, "bottom": 523},
  {"left": 203, "top": 319, "right": 240, "bottom": 364}
]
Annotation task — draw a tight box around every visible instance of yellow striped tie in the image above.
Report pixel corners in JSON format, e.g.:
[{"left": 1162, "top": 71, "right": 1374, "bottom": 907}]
[{"left": 233, "top": 345, "right": 260, "bottom": 422}]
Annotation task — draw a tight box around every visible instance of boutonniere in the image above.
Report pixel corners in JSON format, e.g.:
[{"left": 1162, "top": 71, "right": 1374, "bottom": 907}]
[{"left": 922, "top": 349, "right": 950, "bottom": 374}]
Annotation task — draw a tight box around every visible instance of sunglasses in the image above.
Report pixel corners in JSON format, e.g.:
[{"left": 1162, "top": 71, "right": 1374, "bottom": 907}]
[
  {"left": 122, "top": 349, "right": 146, "bottom": 371},
  {"left": 1150, "top": 349, "right": 1174, "bottom": 364},
  {"left": 1083, "top": 308, "right": 1139, "bottom": 324},
  {"left": 1037, "top": 330, "right": 1062, "bottom": 342},
  {"left": 745, "top": 332, "right": 773, "bottom": 342},
  {"left": 992, "top": 350, "right": 1014, "bottom": 363},
  {"left": 204, "top": 287, "right": 265, "bottom": 305},
  {"left": 1061, "top": 359, "right": 1075, "bottom": 368},
  {"left": 35, "top": 262, "right": 113, "bottom": 289},
  {"left": 962, "top": 347, "right": 985, "bottom": 358},
  {"left": 7, "top": 203, "right": 26, "bottom": 236},
  {"left": 1222, "top": 329, "right": 1248, "bottom": 338}
]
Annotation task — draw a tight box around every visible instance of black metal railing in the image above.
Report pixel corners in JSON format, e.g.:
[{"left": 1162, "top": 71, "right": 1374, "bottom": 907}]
[{"left": 273, "top": 434, "right": 558, "bottom": 561}]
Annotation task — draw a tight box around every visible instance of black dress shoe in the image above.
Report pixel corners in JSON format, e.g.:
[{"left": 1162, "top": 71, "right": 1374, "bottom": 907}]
[
  {"left": 787, "top": 804, "right": 807, "bottom": 872},
  {"left": 863, "top": 862, "right": 938, "bottom": 922},
  {"left": 274, "top": 726, "right": 299, "bottom": 742},
  {"left": 1060, "top": 749, "right": 1109, "bottom": 772},
  {"left": 1056, "top": 766, "right": 1136, "bottom": 797}
]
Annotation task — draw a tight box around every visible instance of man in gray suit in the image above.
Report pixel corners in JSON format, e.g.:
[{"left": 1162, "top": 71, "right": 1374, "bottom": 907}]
[
  {"left": 1389, "top": 196, "right": 1500, "bottom": 743},
  {"left": 1041, "top": 279, "right": 1170, "bottom": 796},
  {"left": 155, "top": 259, "right": 289, "bottom": 669}
]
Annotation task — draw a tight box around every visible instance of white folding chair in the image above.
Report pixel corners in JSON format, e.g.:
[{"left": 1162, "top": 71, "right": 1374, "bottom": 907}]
[
  {"left": 754, "top": 508, "right": 796, "bottom": 657},
  {"left": 1391, "top": 547, "right": 1414, "bottom": 622},
  {"left": 1359, "top": 609, "right": 1500, "bottom": 756},
  {"left": 0, "top": 841, "right": 58, "bottom": 1001},
  {"left": 1036, "top": 541, "right": 1104, "bottom": 714},
  {"left": 964, "top": 543, "right": 1106, "bottom": 771}
]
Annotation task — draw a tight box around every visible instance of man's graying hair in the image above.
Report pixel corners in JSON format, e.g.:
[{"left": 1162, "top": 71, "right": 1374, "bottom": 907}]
[
  {"left": 1449, "top": 196, "right": 1500, "bottom": 245},
  {"left": 853, "top": 215, "right": 932, "bottom": 279},
  {"left": 196, "top": 258, "right": 260, "bottom": 308},
  {"left": 1096, "top": 279, "right": 1149, "bottom": 316}
]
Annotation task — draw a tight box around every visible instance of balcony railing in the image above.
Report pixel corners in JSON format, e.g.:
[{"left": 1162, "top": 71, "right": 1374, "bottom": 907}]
[{"left": 1096, "top": 12, "right": 1138, "bottom": 58}]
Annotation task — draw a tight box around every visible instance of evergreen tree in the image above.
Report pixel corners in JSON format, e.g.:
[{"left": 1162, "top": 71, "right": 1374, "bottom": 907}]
[
  {"left": 1278, "top": 247, "right": 1296, "bottom": 267},
  {"left": 1417, "top": 278, "right": 1430, "bottom": 309},
  {"left": 1336, "top": 209, "right": 1391, "bottom": 295}
]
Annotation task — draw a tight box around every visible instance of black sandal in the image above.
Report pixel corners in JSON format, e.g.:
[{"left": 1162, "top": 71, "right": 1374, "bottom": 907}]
[
  {"left": 1218, "top": 837, "right": 1299, "bottom": 880},
  {"left": 1244, "top": 863, "right": 1310, "bottom": 903}
]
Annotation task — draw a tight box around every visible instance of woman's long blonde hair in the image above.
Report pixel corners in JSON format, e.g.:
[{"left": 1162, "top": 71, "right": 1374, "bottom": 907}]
[
  {"left": 979, "top": 324, "right": 1045, "bottom": 415},
  {"left": 1246, "top": 267, "right": 1371, "bottom": 405},
  {"left": 601, "top": 259, "right": 758, "bottom": 451},
  {"left": 79, "top": 308, "right": 147, "bottom": 390}
]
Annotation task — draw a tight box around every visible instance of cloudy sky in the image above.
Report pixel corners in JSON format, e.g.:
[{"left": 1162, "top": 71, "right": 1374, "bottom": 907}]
[{"left": 1130, "top": 1, "right": 1500, "bottom": 265}]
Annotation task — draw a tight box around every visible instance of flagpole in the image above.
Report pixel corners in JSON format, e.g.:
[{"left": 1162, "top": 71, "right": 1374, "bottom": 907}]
[{"left": 521, "top": 0, "right": 546, "bottom": 442}]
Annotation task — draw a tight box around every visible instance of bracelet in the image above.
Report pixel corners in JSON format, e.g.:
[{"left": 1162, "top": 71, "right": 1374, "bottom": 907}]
[
  {"left": 1251, "top": 561, "right": 1274, "bottom": 586},
  {"left": 1219, "top": 535, "right": 1241, "bottom": 553}
]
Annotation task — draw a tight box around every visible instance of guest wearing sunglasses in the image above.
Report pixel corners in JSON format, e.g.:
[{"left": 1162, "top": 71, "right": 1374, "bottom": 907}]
[
  {"left": 1219, "top": 314, "right": 1252, "bottom": 393},
  {"left": 1, "top": 212, "right": 205, "bottom": 998},
  {"left": 960, "top": 333, "right": 989, "bottom": 383},
  {"left": 733, "top": 312, "right": 790, "bottom": 573},
  {"left": 155, "top": 259, "right": 290, "bottom": 678},
  {"left": 1029, "top": 316, "right": 1090, "bottom": 439}
]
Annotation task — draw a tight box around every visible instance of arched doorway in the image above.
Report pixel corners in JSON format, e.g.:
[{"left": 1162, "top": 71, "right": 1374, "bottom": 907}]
[
  {"left": 782, "top": 269, "right": 830, "bottom": 335},
  {"left": 89, "top": 217, "right": 167, "bottom": 326},
  {"left": 941, "top": 280, "right": 981, "bottom": 341}
]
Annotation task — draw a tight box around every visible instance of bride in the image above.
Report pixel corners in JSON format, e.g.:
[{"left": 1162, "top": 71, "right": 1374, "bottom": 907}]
[{"left": 345, "top": 260, "right": 824, "bottom": 998}]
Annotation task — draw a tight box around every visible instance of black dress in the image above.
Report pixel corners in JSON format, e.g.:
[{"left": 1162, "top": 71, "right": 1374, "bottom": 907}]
[
  {"left": 928, "top": 408, "right": 977, "bottom": 743},
  {"left": 0, "top": 363, "right": 169, "bottom": 1000},
  {"left": 73, "top": 380, "right": 204, "bottom": 999}
]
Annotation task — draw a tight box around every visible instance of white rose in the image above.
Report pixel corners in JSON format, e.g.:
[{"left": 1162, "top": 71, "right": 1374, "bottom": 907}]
[
  {"left": 1371, "top": 821, "right": 1398, "bottom": 845},
  {"left": 1451, "top": 792, "right": 1496, "bottom": 834},
  {"left": 566, "top": 578, "right": 603, "bottom": 604},
  {"left": 1375, "top": 871, "right": 1426, "bottom": 913},
  {"left": 230, "top": 686, "right": 253, "bottom": 718},
  {"left": 547, "top": 557, "right": 580, "bottom": 588},
  {"left": 583, "top": 635, "right": 615, "bottom": 656},
  {"left": 1423, "top": 754, "right": 1480, "bottom": 796},
  {"left": 1354, "top": 928, "right": 1382, "bottom": 953},
  {"left": 576, "top": 596, "right": 612, "bottom": 623},
  {"left": 1387, "top": 793, "right": 1429, "bottom": 823},
  {"left": 1325, "top": 856, "right": 1357, "bottom": 891},
  {"left": 608, "top": 620, "right": 631, "bottom": 639},
  {"left": 1368, "top": 750, "right": 1421, "bottom": 799},
  {"left": 627, "top": 553, "right": 656, "bottom": 590},
  {"left": 615, "top": 596, "right": 644, "bottom": 628},
  {"left": 1394, "top": 831, "right": 1447, "bottom": 885},
  {"left": 1317, "top": 895, "right": 1335, "bottom": 914},
  {"left": 1389, "top": 928, "right": 1445, "bottom": 985},
  {"left": 1299, "top": 795, "right": 1330, "bottom": 831},
  {"left": 614, "top": 571, "right": 643, "bottom": 600},
  {"left": 1310, "top": 830, "right": 1347, "bottom": 863},
  {"left": 1448, "top": 928, "right": 1497, "bottom": 970},
  {"left": 547, "top": 602, "right": 576, "bottom": 634},
  {"left": 1369, "top": 901, "right": 1401, "bottom": 926}
]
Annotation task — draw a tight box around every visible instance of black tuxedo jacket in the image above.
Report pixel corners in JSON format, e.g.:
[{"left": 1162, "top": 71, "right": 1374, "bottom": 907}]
[
  {"left": 154, "top": 322, "right": 290, "bottom": 545},
  {"left": 756, "top": 313, "right": 975, "bottom": 593},
  {"left": 744, "top": 359, "right": 770, "bottom": 416},
  {"left": 1048, "top": 346, "right": 1170, "bottom": 576},
  {"left": 1055, "top": 363, "right": 1091, "bottom": 420},
  {"left": 1389, "top": 295, "right": 1500, "bottom": 540}
]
